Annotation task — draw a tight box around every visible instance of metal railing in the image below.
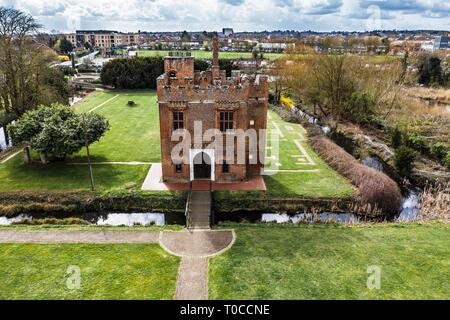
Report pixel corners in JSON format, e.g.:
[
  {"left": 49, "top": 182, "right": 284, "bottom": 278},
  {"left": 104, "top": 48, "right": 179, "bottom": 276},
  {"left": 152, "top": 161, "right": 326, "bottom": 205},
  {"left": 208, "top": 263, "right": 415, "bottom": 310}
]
[{"left": 185, "top": 180, "right": 193, "bottom": 230}]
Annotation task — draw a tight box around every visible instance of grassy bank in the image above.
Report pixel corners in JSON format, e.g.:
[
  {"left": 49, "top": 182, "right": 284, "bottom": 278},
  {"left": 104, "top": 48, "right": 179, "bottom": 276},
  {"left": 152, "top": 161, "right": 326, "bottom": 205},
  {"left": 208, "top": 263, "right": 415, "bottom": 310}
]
[
  {"left": 0, "top": 190, "right": 187, "bottom": 216},
  {"left": 209, "top": 223, "right": 450, "bottom": 299},
  {"left": 0, "top": 243, "right": 179, "bottom": 299}
]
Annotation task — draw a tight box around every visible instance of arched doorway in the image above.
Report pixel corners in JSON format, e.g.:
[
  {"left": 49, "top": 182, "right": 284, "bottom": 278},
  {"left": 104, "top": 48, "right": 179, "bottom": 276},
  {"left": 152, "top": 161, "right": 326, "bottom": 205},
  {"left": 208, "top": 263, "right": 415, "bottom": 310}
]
[{"left": 193, "top": 152, "right": 211, "bottom": 180}]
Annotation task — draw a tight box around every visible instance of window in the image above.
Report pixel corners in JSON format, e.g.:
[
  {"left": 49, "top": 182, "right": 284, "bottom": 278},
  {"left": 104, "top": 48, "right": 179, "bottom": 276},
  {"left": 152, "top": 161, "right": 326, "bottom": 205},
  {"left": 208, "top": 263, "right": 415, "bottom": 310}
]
[
  {"left": 222, "top": 161, "right": 229, "bottom": 173},
  {"left": 173, "top": 111, "right": 184, "bottom": 130},
  {"left": 219, "top": 111, "right": 234, "bottom": 132},
  {"left": 175, "top": 164, "right": 182, "bottom": 173}
]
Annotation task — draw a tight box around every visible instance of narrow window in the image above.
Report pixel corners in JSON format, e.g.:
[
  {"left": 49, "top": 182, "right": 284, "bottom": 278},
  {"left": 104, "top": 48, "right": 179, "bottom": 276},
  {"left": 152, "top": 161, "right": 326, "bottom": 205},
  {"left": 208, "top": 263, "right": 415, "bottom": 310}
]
[
  {"left": 173, "top": 111, "right": 184, "bottom": 131},
  {"left": 175, "top": 164, "right": 182, "bottom": 173},
  {"left": 222, "top": 161, "right": 229, "bottom": 173},
  {"left": 219, "top": 111, "right": 234, "bottom": 132}
]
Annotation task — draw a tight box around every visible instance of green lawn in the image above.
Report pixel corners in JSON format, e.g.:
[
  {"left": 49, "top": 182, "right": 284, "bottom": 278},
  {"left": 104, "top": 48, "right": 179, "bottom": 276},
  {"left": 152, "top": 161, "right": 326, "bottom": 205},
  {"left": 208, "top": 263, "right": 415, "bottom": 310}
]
[
  {"left": 133, "top": 50, "right": 283, "bottom": 61},
  {"left": 0, "top": 90, "right": 158, "bottom": 192},
  {"left": 0, "top": 154, "right": 149, "bottom": 192},
  {"left": 209, "top": 223, "right": 450, "bottom": 300},
  {"left": 73, "top": 90, "right": 161, "bottom": 162},
  {"left": 262, "top": 110, "right": 354, "bottom": 197},
  {"left": 0, "top": 243, "right": 179, "bottom": 299}
]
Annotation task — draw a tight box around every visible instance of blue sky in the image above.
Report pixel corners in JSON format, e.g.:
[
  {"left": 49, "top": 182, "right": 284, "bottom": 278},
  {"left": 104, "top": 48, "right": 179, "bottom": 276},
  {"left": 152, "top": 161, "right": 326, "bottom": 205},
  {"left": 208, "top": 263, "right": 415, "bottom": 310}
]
[{"left": 1, "top": 0, "right": 449, "bottom": 32}]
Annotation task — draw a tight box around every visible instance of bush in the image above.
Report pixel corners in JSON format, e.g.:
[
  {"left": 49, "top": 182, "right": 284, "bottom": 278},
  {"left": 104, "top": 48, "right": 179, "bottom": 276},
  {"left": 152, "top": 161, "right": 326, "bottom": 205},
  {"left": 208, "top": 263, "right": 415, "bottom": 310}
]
[
  {"left": 390, "top": 126, "right": 403, "bottom": 149},
  {"left": 8, "top": 104, "right": 110, "bottom": 160},
  {"left": 344, "top": 92, "right": 376, "bottom": 124},
  {"left": 0, "top": 191, "right": 187, "bottom": 217},
  {"left": 430, "top": 143, "right": 447, "bottom": 161},
  {"left": 101, "top": 57, "right": 164, "bottom": 89},
  {"left": 310, "top": 136, "right": 402, "bottom": 216},
  {"left": 444, "top": 152, "right": 450, "bottom": 169},
  {"left": 127, "top": 101, "right": 136, "bottom": 107},
  {"left": 194, "top": 59, "right": 209, "bottom": 71},
  {"left": 406, "top": 133, "right": 426, "bottom": 153},
  {"left": 393, "top": 146, "right": 417, "bottom": 176}
]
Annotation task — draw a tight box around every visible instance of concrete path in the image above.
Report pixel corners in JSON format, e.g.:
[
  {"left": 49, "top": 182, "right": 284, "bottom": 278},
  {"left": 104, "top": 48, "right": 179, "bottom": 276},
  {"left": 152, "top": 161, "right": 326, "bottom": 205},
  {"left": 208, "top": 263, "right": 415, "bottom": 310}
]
[
  {"left": 160, "top": 230, "right": 234, "bottom": 258},
  {"left": 0, "top": 229, "right": 235, "bottom": 300},
  {"left": 160, "top": 230, "right": 235, "bottom": 300},
  {"left": 0, "top": 230, "right": 160, "bottom": 243},
  {"left": 175, "top": 257, "right": 208, "bottom": 300}
]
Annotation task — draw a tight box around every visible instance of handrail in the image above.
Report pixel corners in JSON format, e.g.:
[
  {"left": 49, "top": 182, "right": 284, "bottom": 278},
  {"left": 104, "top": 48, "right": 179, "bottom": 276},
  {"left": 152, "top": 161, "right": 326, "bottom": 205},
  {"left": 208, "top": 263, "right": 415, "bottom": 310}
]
[{"left": 185, "top": 180, "right": 193, "bottom": 230}]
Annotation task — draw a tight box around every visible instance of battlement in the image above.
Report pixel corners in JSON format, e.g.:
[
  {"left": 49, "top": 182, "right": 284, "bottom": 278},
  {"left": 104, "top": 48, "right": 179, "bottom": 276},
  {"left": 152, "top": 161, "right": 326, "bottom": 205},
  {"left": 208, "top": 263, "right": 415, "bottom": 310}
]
[{"left": 157, "top": 75, "right": 268, "bottom": 103}]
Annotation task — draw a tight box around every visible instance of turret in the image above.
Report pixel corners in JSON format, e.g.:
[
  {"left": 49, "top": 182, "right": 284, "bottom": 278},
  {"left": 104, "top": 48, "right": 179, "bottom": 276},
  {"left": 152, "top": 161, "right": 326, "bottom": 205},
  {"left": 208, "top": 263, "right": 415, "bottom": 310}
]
[{"left": 211, "top": 36, "right": 220, "bottom": 79}]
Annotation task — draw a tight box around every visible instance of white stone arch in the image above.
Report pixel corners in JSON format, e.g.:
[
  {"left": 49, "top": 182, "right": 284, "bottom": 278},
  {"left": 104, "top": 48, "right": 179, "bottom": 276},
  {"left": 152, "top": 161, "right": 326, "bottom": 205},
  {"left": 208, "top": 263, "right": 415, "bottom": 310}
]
[{"left": 189, "top": 148, "right": 215, "bottom": 181}]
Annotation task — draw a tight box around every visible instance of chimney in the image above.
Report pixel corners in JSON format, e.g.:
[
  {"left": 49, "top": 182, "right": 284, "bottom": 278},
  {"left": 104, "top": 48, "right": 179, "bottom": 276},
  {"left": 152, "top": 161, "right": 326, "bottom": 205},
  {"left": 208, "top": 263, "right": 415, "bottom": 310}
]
[{"left": 212, "top": 36, "right": 220, "bottom": 78}]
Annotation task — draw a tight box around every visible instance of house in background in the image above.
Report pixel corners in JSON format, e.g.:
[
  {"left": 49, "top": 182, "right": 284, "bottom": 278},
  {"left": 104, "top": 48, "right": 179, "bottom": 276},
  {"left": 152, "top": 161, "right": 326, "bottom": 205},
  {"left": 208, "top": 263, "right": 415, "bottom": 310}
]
[
  {"left": 433, "top": 35, "right": 450, "bottom": 51},
  {"left": 157, "top": 38, "right": 268, "bottom": 183}
]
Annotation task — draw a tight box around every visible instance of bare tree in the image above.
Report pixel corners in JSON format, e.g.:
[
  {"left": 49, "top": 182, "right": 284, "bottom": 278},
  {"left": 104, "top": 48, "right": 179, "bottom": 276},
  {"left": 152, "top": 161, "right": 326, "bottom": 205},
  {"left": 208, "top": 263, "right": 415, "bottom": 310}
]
[{"left": 0, "top": 7, "right": 66, "bottom": 117}]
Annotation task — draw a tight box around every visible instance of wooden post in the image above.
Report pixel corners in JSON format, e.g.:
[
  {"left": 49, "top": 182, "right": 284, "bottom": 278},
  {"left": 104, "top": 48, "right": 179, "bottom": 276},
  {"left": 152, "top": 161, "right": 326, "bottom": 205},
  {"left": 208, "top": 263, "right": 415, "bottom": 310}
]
[{"left": 23, "top": 147, "right": 31, "bottom": 164}]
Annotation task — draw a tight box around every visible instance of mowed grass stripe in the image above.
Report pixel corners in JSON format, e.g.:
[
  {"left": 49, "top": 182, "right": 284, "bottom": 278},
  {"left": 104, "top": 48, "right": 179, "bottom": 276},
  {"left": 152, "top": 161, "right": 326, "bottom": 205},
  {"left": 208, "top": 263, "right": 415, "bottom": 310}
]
[
  {"left": 209, "top": 223, "right": 450, "bottom": 300},
  {"left": 73, "top": 90, "right": 161, "bottom": 163},
  {"left": 0, "top": 243, "right": 179, "bottom": 300}
]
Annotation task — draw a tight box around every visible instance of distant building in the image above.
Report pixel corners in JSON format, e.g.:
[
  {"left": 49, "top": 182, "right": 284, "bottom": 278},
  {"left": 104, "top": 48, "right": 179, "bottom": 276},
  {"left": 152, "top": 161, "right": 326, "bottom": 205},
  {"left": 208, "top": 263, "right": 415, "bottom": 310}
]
[
  {"left": 222, "top": 28, "right": 234, "bottom": 37},
  {"left": 66, "top": 30, "right": 137, "bottom": 50},
  {"left": 421, "top": 41, "right": 434, "bottom": 52},
  {"left": 433, "top": 36, "right": 450, "bottom": 51}
]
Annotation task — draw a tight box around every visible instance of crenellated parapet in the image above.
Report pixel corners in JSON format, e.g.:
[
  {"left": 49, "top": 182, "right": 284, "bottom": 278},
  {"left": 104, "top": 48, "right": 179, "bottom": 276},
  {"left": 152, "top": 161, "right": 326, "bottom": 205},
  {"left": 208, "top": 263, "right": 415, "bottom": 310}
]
[{"left": 157, "top": 75, "right": 269, "bottom": 103}]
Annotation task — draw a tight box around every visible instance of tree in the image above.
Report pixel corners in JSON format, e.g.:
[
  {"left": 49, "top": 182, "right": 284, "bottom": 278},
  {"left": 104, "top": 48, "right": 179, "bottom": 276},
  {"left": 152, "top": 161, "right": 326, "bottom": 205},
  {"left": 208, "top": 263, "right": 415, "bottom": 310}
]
[
  {"left": 417, "top": 54, "right": 444, "bottom": 86},
  {"left": 181, "top": 30, "right": 191, "bottom": 43},
  {"left": 101, "top": 57, "right": 164, "bottom": 89},
  {"left": 0, "top": 7, "right": 67, "bottom": 117},
  {"left": 8, "top": 104, "right": 109, "bottom": 162},
  {"left": 58, "top": 37, "right": 73, "bottom": 54}
]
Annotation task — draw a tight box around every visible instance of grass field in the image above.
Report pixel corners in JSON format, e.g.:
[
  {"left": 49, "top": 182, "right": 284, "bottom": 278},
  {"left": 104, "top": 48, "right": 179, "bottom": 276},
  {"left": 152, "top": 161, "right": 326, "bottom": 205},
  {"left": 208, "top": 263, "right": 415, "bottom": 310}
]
[
  {"left": 209, "top": 223, "right": 450, "bottom": 300},
  {"left": 0, "top": 90, "right": 156, "bottom": 192},
  {"left": 133, "top": 50, "right": 283, "bottom": 61},
  {"left": 73, "top": 90, "right": 160, "bottom": 162},
  {"left": 0, "top": 243, "right": 179, "bottom": 299},
  {"left": 263, "top": 110, "right": 354, "bottom": 197}
]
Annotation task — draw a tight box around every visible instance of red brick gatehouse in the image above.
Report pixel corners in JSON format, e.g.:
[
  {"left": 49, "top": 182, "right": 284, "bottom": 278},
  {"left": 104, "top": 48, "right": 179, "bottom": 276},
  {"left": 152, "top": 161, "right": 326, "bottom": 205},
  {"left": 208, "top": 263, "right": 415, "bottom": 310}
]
[{"left": 157, "top": 38, "right": 268, "bottom": 183}]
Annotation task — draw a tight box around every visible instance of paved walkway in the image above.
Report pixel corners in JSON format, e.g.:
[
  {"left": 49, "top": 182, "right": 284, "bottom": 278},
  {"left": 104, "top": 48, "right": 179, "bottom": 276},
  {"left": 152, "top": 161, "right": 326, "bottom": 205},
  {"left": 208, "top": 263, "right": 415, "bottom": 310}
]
[
  {"left": 0, "top": 230, "right": 160, "bottom": 243},
  {"left": 0, "top": 229, "right": 235, "bottom": 300},
  {"left": 160, "top": 230, "right": 235, "bottom": 300}
]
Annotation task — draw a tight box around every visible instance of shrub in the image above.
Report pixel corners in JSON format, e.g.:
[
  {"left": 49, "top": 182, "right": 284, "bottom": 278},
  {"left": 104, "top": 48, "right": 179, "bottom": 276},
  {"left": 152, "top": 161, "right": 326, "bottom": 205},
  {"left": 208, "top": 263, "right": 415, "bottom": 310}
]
[
  {"left": 393, "top": 146, "right": 417, "bottom": 176},
  {"left": 344, "top": 92, "right": 375, "bottom": 124},
  {"left": 390, "top": 126, "right": 403, "bottom": 149},
  {"left": 406, "top": 133, "right": 426, "bottom": 153},
  {"left": 444, "top": 152, "right": 450, "bottom": 169},
  {"left": 430, "top": 143, "right": 447, "bottom": 161},
  {"left": 127, "top": 101, "right": 136, "bottom": 107},
  {"left": 8, "top": 104, "right": 110, "bottom": 160},
  {"left": 310, "top": 136, "right": 401, "bottom": 216},
  {"left": 101, "top": 57, "right": 164, "bottom": 89}
]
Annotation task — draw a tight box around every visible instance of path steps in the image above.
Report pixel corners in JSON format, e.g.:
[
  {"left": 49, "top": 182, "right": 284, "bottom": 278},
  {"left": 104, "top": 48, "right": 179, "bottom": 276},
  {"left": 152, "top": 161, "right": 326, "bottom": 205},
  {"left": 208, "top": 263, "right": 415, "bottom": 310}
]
[
  {"left": 175, "top": 257, "right": 208, "bottom": 300},
  {"left": 187, "top": 191, "right": 211, "bottom": 230}
]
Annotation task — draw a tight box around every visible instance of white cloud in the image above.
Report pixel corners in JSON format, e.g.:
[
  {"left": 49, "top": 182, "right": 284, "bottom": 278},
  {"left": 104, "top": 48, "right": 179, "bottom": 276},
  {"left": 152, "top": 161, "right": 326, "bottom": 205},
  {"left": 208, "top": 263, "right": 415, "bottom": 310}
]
[{"left": 0, "top": 0, "right": 449, "bottom": 32}]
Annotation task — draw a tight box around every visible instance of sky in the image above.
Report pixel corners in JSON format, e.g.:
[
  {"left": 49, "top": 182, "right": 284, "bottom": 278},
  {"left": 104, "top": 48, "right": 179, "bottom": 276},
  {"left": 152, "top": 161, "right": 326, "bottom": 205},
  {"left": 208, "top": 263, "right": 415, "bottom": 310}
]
[{"left": 1, "top": 0, "right": 449, "bottom": 33}]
